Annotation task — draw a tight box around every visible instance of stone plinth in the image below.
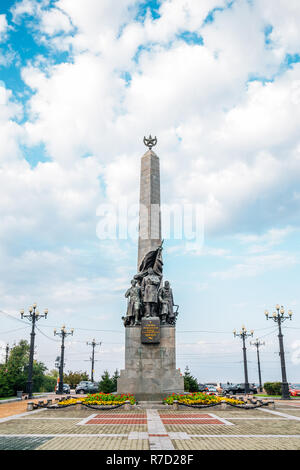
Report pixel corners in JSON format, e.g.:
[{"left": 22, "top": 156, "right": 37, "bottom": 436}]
[{"left": 117, "top": 325, "right": 184, "bottom": 401}]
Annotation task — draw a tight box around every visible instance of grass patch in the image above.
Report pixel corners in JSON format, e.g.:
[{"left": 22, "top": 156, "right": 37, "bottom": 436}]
[
  {"left": 254, "top": 394, "right": 281, "bottom": 398},
  {"left": 254, "top": 394, "right": 300, "bottom": 399}
]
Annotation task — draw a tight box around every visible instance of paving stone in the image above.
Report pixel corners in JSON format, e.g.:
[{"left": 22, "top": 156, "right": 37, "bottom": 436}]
[
  {"left": 36, "top": 437, "right": 150, "bottom": 451},
  {"left": 173, "top": 437, "right": 300, "bottom": 450},
  {"left": 2, "top": 405, "right": 300, "bottom": 450},
  {"left": 0, "top": 436, "right": 52, "bottom": 450}
]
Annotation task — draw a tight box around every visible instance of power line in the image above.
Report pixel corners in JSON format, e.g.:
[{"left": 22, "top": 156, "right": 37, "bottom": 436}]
[
  {"left": 40, "top": 324, "right": 123, "bottom": 333},
  {"left": 177, "top": 326, "right": 277, "bottom": 334},
  {"left": 1, "top": 308, "right": 292, "bottom": 336},
  {"left": 0, "top": 309, "right": 31, "bottom": 325},
  {"left": 35, "top": 325, "right": 61, "bottom": 343},
  {"left": 0, "top": 326, "right": 30, "bottom": 335}
]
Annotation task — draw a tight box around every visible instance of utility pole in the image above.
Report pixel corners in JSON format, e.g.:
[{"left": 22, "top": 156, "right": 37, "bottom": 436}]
[
  {"left": 250, "top": 338, "right": 265, "bottom": 393},
  {"left": 233, "top": 326, "right": 254, "bottom": 394},
  {"left": 86, "top": 339, "right": 101, "bottom": 382},
  {"left": 5, "top": 343, "right": 9, "bottom": 364},
  {"left": 20, "top": 304, "right": 48, "bottom": 398},
  {"left": 54, "top": 325, "right": 74, "bottom": 394},
  {"left": 265, "top": 305, "right": 293, "bottom": 400}
]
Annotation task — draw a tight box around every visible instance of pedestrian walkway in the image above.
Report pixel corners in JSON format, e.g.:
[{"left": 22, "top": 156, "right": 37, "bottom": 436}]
[
  {"left": 0, "top": 401, "right": 299, "bottom": 450},
  {"left": 0, "top": 395, "right": 55, "bottom": 419}
]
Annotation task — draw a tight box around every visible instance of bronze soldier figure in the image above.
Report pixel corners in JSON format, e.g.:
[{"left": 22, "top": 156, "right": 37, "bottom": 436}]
[
  {"left": 125, "top": 279, "right": 142, "bottom": 326},
  {"left": 141, "top": 267, "right": 161, "bottom": 318},
  {"left": 158, "top": 280, "right": 175, "bottom": 324}
]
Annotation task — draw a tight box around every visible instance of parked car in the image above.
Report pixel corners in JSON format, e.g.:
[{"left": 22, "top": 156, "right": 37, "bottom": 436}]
[
  {"left": 206, "top": 386, "right": 218, "bottom": 396},
  {"left": 223, "top": 383, "right": 257, "bottom": 395},
  {"left": 55, "top": 383, "right": 70, "bottom": 394},
  {"left": 75, "top": 381, "right": 99, "bottom": 394},
  {"left": 289, "top": 384, "right": 300, "bottom": 397},
  {"left": 221, "top": 384, "right": 234, "bottom": 395},
  {"left": 198, "top": 383, "right": 209, "bottom": 393}
]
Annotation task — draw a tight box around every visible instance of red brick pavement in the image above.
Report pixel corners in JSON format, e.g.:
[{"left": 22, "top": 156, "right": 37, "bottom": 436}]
[
  {"left": 161, "top": 418, "right": 223, "bottom": 424},
  {"left": 87, "top": 418, "right": 147, "bottom": 424}
]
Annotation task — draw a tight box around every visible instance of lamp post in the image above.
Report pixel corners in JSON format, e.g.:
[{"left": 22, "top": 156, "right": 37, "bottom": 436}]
[
  {"left": 233, "top": 326, "right": 254, "bottom": 395},
  {"left": 86, "top": 339, "right": 101, "bottom": 382},
  {"left": 265, "top": 305, "right": 292, "bottom": 400},
  {"left": 54, "top": 325, "right": 74, "bottom": 394},
  {"left": 250, "top": 338, "right": 265, "bottom": 393},
  {"left": 20, "top": 304, "right": 48, "bottom": 399}
]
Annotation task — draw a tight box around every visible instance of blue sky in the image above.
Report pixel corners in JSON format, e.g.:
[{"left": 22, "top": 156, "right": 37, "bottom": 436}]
[{"left": 1, "top": 0, "right": 300, "bottom": 385}]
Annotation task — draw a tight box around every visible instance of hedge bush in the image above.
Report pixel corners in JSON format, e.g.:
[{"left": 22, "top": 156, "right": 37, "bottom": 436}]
[{"left": 263, "top": 382, "right": 282, "bottom": 395}]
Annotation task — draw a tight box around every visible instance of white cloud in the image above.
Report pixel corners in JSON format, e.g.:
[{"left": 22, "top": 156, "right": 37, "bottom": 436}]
[
  {"left": 0, "top": 157, "right": 103, "bottom": 254},
  {"left": 11, "top": 0, "right": 37, "bottom": 20},
  {"left": 236, "top": 226, "right": 296, "bottom": 254},
  {"left": 168, "top": 241, "right": 229, "bottom": 257},
  {"left": 40, "top": 7, "right": 73, "bottom": 36},
  {"left": 0, "top": 14, "right": 8, "bottom": 41},
  {"left": 259, "top": 0, "right": 300, "bottom": 55},
  {"left": 22, "top": 52, "right": 128, "bottom": 164},
  {"left": 0, "top": 85, "right": 23, "bottom": 164},
  {"left": 212, "top": 252, "right": 297, "bottom": 280},
  {"left": 14, "top": 0, "right": 300, "bottom": 238}
]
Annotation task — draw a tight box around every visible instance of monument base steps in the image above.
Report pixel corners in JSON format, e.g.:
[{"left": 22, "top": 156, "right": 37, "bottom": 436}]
[{"left": 136, "top": 401, "right": 169, "bottom": 409}]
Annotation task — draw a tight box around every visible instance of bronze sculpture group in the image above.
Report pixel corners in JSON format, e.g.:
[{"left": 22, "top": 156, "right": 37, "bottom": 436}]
[{"left": 122, "top": 243, "right": 179, "bottom": 327}]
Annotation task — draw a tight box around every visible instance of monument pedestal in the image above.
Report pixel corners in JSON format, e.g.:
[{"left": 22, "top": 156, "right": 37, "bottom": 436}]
[{"left": 117, "top": 323, "right": 184, "bottom": 401}]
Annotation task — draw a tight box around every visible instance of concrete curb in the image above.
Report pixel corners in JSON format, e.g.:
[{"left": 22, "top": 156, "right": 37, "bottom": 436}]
[{"left": 0, "top": 393, "right": 55, "bottom": 405}]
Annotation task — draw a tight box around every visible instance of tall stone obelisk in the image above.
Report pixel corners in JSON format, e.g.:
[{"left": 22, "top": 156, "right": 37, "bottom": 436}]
[
  {"left": 138, "top": 149, "right": 161, "bottom": 269},
  {"left": 117, "top": 137, "right": 184, "bottom": 401}
]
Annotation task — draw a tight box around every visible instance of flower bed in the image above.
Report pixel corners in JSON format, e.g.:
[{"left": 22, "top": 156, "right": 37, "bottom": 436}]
[
  {"left": 83, "top": 393, "right": 136, "bottom": 405},
  {"left": 58, "top": 392, "right": 136, "bottom": 407},
  {"left": 163, "top": 392, "right": 244, "bottom": 406}
]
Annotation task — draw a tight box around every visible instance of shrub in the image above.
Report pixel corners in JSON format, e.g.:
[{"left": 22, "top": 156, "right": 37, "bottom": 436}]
[
  {"left": 184, "top": 366, "right": 199, "bottom": 392},
  {"left": 163, "top": 392, "right": 244, "bottom": 406},
  {"left": 59, "top": 393, "right": 136, "bottom": 406},
  {"left": 263, "top": 382, "right": 282, "bottom": 395}
]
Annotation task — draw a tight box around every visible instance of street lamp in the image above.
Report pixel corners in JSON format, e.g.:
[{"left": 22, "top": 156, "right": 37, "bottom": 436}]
[
  {"left": 233, "top": 326, "right": 254, "bottom": 395},
  {"left": 54, "top": 325, "right": 74, "bottom": 394},
  {"left": 20, "top": 304, "right": 48, "bottom": 398},
  {"left": 250, "top": 338, "right": 265, "bottom": 393},
  {"left": 265, "top": 305, "right": 293, "bottom": 400},
  {"left": 86, "top": 339, "right": 101, "bottom": 382}
]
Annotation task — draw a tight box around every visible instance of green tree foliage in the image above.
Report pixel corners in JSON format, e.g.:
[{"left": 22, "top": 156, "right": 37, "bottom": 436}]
[
  {"left": 263, "top": 382, "right": 282, "bottom": 396},
  {"left": 40, "top": 374, "right": 57, "bottom": 392},
  {"left": 64, "top": 371, "right": 89, "bottom": 388},
  {"left": 98, "top": 370, "right": 115, "bottom": 393},
  {"left": 0, "top": 340, "right": 53, "bottom": 397},
  {"left": 48, "top": 369, "right": 59, "bottom": 379},
  {"left": 111, "top": 369, "right": 120, "bottom": 392},
  {"left": 184, "top": 366, "right": 199, "bottom": 392}
]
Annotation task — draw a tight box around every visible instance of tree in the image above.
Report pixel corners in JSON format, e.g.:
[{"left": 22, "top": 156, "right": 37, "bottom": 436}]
[
  {"left": 0, "top": 340, "right": 54, "bottom": 397},
  {"left": 40, "top": 374, "right": 57, "bottom": 392},
  {"left": 184, "top": 366, "right": 199, "bottom": 392},
  {"left": 111, "top": 369, "right": 120, "bottom": 392},
  {"left": 98, "top": 370, "right": 114, "bottom": 393},
  {"left": 0, "top": 340, "right": 30, "bottom": 396},
  {"left": 48, "top": 369, "right": 59, "bottom": 379},
  {"left": 64, "top": 371, "right": 89, "bottom": 388}
]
